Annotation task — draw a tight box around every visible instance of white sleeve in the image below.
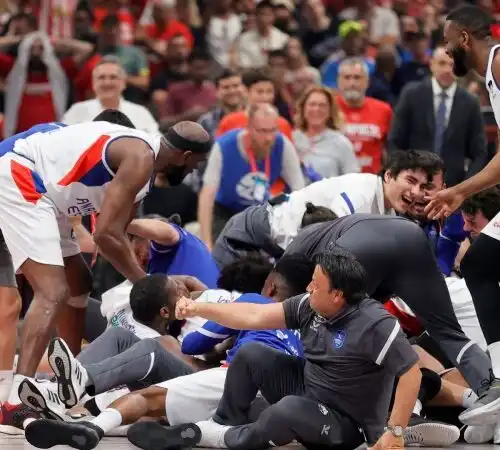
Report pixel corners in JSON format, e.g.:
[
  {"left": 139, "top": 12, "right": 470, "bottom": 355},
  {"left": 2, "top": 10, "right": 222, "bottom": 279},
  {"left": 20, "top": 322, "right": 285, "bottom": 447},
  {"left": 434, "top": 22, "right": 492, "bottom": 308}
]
[{"left": 62, "top": 105, "right": 82, "bottom": 125}]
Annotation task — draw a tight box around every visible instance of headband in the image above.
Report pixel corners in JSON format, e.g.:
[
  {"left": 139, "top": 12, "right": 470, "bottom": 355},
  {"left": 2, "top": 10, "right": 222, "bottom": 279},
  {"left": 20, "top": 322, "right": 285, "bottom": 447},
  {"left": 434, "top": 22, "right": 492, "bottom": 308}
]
[{"left": 164, "top": 127, "right": 212, "bottom": 154}]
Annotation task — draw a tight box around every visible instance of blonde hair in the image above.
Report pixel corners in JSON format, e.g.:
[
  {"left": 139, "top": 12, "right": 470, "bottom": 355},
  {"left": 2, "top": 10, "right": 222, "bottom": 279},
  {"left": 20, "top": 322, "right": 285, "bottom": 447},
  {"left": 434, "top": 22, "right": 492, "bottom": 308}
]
[{"left": 295, "top": 86, "right": 344, "bottom": 131}]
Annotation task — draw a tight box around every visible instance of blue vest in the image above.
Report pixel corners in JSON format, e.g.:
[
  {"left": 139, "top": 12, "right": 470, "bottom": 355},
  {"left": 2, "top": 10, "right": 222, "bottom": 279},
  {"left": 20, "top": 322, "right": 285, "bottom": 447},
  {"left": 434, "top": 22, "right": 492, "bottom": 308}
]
[
  {"left": 148, "top": 224, "right": 220, "bottom": 288},
  {"left": 215, "top": 129, "right": 285, "bottom": 213}
]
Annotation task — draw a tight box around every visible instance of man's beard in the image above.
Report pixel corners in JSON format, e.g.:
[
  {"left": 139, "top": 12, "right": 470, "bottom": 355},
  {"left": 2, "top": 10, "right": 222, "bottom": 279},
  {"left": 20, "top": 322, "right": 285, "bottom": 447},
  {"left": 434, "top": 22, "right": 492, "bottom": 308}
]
[
  {"left": 450, "top": 46, "right": 470, "bottom": 77},
  {"left": 165, "top": 164, "right": 188, "bottom": 186},
  {"left": 342, "top": 89, "right": 363, "bottom": 103}
]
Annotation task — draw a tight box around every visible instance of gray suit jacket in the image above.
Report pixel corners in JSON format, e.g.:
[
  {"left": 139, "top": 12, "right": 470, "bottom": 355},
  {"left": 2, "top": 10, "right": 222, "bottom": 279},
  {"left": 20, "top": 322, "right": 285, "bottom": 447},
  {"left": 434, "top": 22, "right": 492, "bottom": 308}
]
[{"left": 388, "top": 77, "right": 487, "bottom": 186}]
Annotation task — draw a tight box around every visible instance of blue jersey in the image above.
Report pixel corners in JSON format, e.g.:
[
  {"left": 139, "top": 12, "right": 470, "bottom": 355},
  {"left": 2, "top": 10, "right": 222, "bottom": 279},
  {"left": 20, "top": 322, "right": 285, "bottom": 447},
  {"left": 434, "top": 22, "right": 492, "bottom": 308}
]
[
  {"left": 0, "top": 122, "right": 67, "bottom": 157},
  {"left": 181, "top": 292, "right": 303, "bottom": 362},
  {"left": 148, "top": 224, "right": 220, "bottom": 288}
]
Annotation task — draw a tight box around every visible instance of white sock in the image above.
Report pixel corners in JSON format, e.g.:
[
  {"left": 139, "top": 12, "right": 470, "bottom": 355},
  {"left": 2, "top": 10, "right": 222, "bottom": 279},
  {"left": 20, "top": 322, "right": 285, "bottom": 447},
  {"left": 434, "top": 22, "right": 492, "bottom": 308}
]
[
  {"left": 413, "top": 399, "right": 422, "bottom": 416},
  {"left": 0, "top": 371, "right": 13, "bottom": 402},
  {"left": 90, "top": 408, "right": 123, "bottom": 433},
  {"left": 197, "top": 419, "right": 230, "bottom": 448},
  {"left": 7, "top": 374, "right": 24, "bottom": 405},
  {"left": 488, "top": 341, "right": 500, "bottom": 378},
  {"left": 462, "top": 388, "right": 478, "bottom": 408}
]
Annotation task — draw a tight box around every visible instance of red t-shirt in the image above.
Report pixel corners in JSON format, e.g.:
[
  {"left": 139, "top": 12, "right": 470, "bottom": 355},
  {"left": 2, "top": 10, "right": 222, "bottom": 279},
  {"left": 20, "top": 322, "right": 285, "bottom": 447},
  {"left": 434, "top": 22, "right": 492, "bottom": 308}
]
[
  {"left": 144, "top": 20, "right": 194, "bottom": 48},
  {"left": 337, "top": 96, "right": 393, "bottom": 174}
]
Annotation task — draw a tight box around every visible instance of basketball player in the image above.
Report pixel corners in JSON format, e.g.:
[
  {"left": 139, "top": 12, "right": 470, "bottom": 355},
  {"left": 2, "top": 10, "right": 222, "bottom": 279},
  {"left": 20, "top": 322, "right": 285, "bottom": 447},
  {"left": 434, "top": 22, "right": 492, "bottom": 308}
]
[
  {"left": 424, "top": 5, "right": 500, "bottom": 425},
  {"left": 0, "top": 116, "right": 211, "bottom": 433}
]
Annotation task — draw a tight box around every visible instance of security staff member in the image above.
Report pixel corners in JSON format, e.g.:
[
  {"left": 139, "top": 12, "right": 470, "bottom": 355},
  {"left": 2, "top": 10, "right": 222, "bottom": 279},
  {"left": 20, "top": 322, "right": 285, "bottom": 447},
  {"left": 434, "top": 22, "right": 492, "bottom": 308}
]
[
  {"left": 167, "top": 248, "right": 422, "bottom": 449},
  {"left": 284, "top": 214, "right": 492, "bottom": 396}
]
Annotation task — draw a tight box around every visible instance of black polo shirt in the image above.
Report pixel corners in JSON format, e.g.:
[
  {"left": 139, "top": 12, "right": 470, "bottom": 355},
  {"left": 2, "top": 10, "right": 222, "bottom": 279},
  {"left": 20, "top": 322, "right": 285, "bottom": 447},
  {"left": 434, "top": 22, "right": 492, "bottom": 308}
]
[{"left": 283, "top": 294, "right": 418, "bottom": 444}]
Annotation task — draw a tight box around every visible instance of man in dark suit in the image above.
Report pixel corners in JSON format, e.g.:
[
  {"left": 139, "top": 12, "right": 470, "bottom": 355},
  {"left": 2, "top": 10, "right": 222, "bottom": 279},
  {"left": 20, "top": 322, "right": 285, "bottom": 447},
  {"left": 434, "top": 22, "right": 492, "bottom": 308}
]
[{"left": 388, "top": 46, "right": 487, "bottom": 186}]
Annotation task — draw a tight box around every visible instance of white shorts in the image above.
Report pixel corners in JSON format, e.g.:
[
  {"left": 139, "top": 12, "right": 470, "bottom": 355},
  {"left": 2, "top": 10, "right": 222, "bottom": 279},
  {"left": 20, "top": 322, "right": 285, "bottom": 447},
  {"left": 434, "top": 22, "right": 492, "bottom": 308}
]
[
  {"left": 157, "top": 367, "right": 228, "bottom": 425},
  {"left": 0, "top": 153, "right": 80, "bottom": 270},
  {"left": 481, "top": 211, "right": 500, "bottom": 242}
]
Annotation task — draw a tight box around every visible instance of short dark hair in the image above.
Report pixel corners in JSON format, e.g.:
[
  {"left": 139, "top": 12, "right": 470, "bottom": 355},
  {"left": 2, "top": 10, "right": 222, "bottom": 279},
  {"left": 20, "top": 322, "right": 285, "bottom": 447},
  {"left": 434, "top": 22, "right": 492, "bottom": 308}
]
[
  {"left": 447, "top": 5, "right": 493, "bottom": 40},
  {"left": 102, "top": 14, "right": 119, "bottom": 29},
  {"left": 256, "top": 0, "right": 274, "bottom": 11},
  {"left": 461, "top": 186, "right": 500, "bottom": 221},
  {"left": 189, "top": 48, "right": 212, "bottom": 64},
  {"left": 7, "top": 12, "right": 38, "bottom": 31},
  {"left": 382, "top": 150, "right": 445, "bottom": 182},
  {"left": 215, "top": 69, "right": 240, "bottom": 87},
  {"left": 129, "top": 274, "right": 173, "bottom": 325},
  {"left": 301, "top": 202, "right": 338, "bottom": 228},
  {"left": 273, "top": 254, "right": 314, "bottom": 296},
  {"left": 241, "top": 68, "right": 274, "bottom": 89},
  {"left": 217, "top": 255, "right": 274, "bottom": 293},
  {"left": 93, "top": 109, "right": 135, "bottom": 128},
  {"left": 315, "top": 248, "right": 367, "bottom": 305},
  {"left": 268, "top": 49, "right": 287, "bottom": 60}
]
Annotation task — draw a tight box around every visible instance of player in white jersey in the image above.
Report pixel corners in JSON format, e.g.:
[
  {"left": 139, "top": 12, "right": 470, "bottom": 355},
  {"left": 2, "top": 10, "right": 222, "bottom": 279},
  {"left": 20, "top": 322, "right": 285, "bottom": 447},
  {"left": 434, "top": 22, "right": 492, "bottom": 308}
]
[
  {"left": 213, "top": 150, "right": 445, "bottom": 268},
  {"left": 424, "top": 5, "right": 500, "bottom": 426},
  {"left": 0, "top": 113, "right": 211, "bottom": 434}
]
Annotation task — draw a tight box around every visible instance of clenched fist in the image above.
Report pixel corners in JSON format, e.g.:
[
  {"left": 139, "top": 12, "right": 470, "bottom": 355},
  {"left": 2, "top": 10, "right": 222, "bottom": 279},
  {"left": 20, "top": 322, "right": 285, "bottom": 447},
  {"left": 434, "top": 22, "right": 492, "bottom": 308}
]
[{"left": 175, "top": 296, "right": 198, "bottom": 319}]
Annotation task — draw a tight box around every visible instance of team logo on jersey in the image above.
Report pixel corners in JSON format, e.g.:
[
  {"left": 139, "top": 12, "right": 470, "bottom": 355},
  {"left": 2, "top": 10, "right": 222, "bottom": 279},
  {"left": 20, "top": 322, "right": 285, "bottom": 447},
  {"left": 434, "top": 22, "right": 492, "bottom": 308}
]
[
  {"left": 318, "top": 403, "right": 329, "bottom": 416},
  {"left": 68, "top": 198, "right": 96, "bottom": 216},
  {"left": 333, "top": 329, "right": 346, "bottom": 348}
]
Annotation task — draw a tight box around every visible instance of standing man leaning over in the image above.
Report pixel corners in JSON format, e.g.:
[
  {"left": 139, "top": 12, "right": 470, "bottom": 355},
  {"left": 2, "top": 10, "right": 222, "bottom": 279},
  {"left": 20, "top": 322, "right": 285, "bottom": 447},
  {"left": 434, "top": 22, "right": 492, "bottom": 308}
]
[
  {"left": 169, "top": 249, "right": 421, "bottom": 450},
  {"left": 0, "top": 118, "right": 211, "bottom": 433},
  {"left": 199, "top": 103, "right": 304, "bottom": 249}
]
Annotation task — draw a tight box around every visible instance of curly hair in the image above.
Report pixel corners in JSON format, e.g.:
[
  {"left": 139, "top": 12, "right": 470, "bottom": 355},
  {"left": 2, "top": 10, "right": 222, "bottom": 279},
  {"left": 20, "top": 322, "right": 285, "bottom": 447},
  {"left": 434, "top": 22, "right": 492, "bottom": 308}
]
[{"left": 294, "top": 85, "right": 344, "bottom": 132}]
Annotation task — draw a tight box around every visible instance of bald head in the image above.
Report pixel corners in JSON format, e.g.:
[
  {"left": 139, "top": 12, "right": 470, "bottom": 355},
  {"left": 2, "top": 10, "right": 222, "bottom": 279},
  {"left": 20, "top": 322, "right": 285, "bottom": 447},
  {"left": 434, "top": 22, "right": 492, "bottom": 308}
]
[
  {"left": 246, "top": 103, "right": 279, "bottom": 156},
  {"left": 248, "top": 103, "right": 279, "bottom": 123},
  {"left": 171, "top": 121, "right": 211, "bottom": 144}
]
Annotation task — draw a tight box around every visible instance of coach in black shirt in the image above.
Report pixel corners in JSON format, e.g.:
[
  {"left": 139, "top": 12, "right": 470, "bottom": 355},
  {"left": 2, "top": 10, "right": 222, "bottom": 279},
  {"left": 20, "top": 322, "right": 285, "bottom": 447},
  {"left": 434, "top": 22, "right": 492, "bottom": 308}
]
[{"left": 175, "top": 248, "right": 421, "bottom": 449}]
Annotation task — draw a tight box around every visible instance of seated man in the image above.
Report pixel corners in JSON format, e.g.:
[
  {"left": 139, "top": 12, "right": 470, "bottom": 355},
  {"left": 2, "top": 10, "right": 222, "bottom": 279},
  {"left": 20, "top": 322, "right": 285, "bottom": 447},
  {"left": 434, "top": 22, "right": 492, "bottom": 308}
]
[
  {"left": 22, "top": 254, "right": 315, "bottom": 450},
  {"left": 213, "top": 150, "right": 448, "bottom": 268}
]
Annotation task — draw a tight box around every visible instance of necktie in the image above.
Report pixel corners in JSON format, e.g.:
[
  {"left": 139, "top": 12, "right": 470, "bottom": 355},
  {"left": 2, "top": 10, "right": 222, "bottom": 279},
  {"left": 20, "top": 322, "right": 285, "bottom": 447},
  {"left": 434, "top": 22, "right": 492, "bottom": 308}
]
[{"left": 434, "top": 91, "right": 448, "bottom": 153}]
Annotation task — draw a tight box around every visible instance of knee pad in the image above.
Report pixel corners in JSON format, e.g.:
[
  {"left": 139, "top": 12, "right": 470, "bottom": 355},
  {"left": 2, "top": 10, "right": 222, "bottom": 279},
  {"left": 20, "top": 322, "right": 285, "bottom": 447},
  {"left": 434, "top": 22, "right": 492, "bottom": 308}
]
[
  {"left": 67, "top": 294, "right": 89, "bottom": 308},
  {"left": 419, "top": 368, "right": 442, "bottom": 403}
]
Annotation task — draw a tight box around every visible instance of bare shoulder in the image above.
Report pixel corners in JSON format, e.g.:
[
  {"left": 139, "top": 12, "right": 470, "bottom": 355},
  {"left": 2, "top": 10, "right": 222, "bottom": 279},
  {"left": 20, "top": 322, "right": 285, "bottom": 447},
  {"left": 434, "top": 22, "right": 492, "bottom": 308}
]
[
  {"left": 106, "top": 136, "right": 154, "bottom": 172},
  {"left": 491, "top": 49, "right": 500, "bottom": 79}
]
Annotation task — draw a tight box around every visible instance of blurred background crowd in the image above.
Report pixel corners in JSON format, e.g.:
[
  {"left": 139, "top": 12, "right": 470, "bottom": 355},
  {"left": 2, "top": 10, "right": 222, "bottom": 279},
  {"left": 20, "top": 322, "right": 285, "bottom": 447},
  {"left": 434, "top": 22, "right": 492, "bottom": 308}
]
[{"left": 1, "top": 0, "right": 499, "bottom": 300}]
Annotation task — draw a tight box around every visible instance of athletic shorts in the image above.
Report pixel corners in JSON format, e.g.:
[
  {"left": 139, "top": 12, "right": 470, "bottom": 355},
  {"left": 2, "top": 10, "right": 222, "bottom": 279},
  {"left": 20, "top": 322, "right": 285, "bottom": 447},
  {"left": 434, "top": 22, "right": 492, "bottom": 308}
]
[
  {"left": 0, "top": 231, "right": 16, "bottom": 287},
  {"left": 481, "top": 210, "right": 500, "bottom": 241},
  {"left": 157, "top": 366, "right": 228, "bottom": 425},
  {"left": 0, "top": 153, "right": 80, "bottom": 270}
]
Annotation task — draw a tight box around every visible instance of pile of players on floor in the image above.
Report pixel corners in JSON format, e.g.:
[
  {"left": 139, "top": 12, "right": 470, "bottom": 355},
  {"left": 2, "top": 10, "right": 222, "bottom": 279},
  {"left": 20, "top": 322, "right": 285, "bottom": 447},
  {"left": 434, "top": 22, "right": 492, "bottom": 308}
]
[{"left": 7, "top": 149, "right": 500, "bottom": 450}]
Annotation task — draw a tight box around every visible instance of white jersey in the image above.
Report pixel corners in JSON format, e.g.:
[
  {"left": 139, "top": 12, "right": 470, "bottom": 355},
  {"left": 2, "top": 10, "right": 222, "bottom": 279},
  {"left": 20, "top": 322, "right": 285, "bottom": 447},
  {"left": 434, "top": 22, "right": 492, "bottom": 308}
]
[
  {"left": 485, "top": 44, "right": 500, "bottom": 127},
  {"left": 11, "top": 121, "right": 161, "bottom": 217},
  {"left": 269, "top": 173, "right": 395, "bottom": 249}
]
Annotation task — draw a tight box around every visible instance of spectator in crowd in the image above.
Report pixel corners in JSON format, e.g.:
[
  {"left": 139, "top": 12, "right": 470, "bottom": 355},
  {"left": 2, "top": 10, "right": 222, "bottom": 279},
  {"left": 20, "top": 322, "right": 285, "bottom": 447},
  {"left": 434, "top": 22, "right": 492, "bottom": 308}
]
[
  {"left": 336, "top": 57, "right": 393, "bottom": 174},
  {"left": 198, "top": 69, "right": 245, "bottom": 139},
  {"left": 231, "top": 0, "right": 288, "bottom": 70},
  {"left": 321, "top": 20, "right": 375, "bottom": 89},
  {"left": 288, "top": 66, "right": 320, "bottom": 113},
  {"left": 284, "top": 36, "right": 321, "bottom": 88},
  {"left": 216, "top": 68, "right": 293, "bottom": 141},
  {"left": 366, "top": 45, "right": 398, "bottom": 106},
  {"left": 72, "top": 2, "right": 98, "bottom": 44},
  {"left": 92, "top": 0, "right": 136, "bottom": 46},
  {"left": 388, "top": 46, "right": 487, "bottom": 187},
  {"left": 158, "top": 49, "right": 216, "bottom": 128},
  {"left": 293, "top": 86, "right": 359, "bottom": 181},
  {"left": 63, "top": 55, "right": 159, "bottom": 132},
  {"left": 199, "top": 103, "right": 304, "bottom": 249},
  {"left": 0, "top": 30, "right": 93, "bottom": 137},
  {"left": 267, "top": 50, "right": 293, "bottom": 122},
  {"left": 150, "top": 32, "right": 191, "bottom": 112},
  {"left": 205, "top": 0, "right": 242, "bottom": 69},
  {"left": 272, "top": 0, "right": 298, "bottom": 35}
]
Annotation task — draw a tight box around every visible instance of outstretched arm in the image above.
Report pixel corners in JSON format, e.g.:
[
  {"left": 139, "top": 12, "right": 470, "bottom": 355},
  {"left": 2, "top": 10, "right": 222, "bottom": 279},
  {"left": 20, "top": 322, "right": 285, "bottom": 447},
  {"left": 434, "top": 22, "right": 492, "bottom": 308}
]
[
  {"left": 127, "top": 218, "right": 180, "bottom": 246},
  {"left": 94, "top": 138, "right": 154, "bottom": 283}
]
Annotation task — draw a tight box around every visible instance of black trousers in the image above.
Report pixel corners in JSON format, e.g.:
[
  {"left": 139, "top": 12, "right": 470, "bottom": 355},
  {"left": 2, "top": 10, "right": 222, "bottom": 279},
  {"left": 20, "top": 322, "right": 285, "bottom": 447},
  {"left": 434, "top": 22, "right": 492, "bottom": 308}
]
[
  {"left": 330, "top": 218, "right": 491, "bottom": 393},
  {"left": 461, "top": 233, "right": 500, "bottom": 345},
  {"left": 214, "top": 343, "right": 364, "bottom": 450}
]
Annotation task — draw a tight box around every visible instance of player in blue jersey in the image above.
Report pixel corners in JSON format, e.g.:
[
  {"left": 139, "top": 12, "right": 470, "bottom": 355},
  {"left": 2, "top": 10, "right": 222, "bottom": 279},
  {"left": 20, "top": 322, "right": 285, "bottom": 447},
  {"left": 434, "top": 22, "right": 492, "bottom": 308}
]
[{"left": 22, "top": 254, "right": 314, "bottom": 450}]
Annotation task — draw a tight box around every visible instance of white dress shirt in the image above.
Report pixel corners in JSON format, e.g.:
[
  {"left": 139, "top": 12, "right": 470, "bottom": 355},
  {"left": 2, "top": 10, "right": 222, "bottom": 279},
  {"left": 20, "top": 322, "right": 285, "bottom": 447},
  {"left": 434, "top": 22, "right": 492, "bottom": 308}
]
[
  {"left": 63, "top": 98, "right": 159, "bottom": 133},
  {"left": 431, "top": 77, "right": 457, "bottom": 127},
  {"left": 235, "top": 27, "right": 289, "bottom": 69},
  {"left": 207, "top": 14, "right": 242, "bottom": 68}
]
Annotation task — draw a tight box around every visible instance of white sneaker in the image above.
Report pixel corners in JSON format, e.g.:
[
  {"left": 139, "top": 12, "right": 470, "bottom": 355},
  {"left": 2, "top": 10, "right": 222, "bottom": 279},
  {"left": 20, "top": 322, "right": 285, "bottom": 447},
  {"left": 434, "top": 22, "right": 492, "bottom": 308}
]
[
  {"left": 48, "top": 337, "right": 88, "bottom": 408},
  {"left": 196, "top": 419, "right": 230, "bottom": 448},
  {"left": 493, "top": 421, "right": 500, "bottom": 444},
  {"left": 18, "top": 378, "right": 66, "bottom": 421},
  {"left": 464, "top": 424, "right": 495, "bottom": 443}
]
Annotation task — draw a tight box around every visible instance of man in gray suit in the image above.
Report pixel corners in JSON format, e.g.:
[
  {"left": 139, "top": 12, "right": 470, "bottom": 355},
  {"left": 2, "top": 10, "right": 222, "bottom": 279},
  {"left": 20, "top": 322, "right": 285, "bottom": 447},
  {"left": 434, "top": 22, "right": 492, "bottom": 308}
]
[{"left": 388, "top": 46, "right": 487, "bottom": 187}]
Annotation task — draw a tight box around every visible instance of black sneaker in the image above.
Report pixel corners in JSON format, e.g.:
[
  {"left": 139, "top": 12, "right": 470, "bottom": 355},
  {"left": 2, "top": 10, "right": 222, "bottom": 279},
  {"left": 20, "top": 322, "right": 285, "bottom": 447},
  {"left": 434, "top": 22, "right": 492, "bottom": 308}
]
[
  {"left": 404, "top": 414, "right": 460, "bottom": 447},
  {"left": 24, "top": 419, "right": 104, "bottom": 450},
  {"left": 459, "top": 371, "right": 500, "bottom": 426},
  {"left": 127, "top": 421, "right": 201, "bottom": 450}
]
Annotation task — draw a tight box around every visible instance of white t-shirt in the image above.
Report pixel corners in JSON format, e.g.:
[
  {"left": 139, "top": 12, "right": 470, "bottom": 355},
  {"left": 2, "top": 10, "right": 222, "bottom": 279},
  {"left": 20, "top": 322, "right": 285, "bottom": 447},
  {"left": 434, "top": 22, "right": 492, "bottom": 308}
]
[{"left": 269, "top": 173, "right": 395, "bottom": 250}]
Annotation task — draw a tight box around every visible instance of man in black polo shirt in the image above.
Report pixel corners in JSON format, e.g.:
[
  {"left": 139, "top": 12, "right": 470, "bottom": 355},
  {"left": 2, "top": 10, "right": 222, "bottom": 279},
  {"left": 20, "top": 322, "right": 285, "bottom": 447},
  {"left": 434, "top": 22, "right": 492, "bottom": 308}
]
[
  {"left": 128, "top": 248, "right": 422, "bottom": 449},
  {"left": 284, "top": 213, "right": 492, "bottom": 400}
]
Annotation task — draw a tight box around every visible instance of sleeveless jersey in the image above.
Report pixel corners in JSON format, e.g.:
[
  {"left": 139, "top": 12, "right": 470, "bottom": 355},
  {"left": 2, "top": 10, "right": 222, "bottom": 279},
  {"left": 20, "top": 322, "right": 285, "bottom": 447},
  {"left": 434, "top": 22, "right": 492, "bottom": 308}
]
[
  {"left": 485, "top": 44, "right": 500, "bottom": 127},
  {"left": 10, "top": 121, "right": 161, "bottom": 217}
]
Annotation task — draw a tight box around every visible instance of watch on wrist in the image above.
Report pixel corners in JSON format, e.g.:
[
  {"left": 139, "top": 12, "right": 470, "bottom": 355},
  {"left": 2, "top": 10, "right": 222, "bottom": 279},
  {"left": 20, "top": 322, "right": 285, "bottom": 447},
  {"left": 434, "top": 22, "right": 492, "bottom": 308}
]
[{"left": 385, "top": 424, "right": 404, "bottom": 437}]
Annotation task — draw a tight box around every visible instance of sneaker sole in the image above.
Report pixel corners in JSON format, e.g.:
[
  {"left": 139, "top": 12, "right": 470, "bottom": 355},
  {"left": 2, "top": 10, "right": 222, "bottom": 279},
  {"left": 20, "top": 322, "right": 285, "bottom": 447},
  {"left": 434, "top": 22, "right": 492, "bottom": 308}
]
[
  {"left": 127, "top": 421, "right": 201, "bottom": 450},
  {"left": 404, "top": 422, "right": 460, "bottom": 447},
  {"left": 18, "top": 379, "right": 65, "bottom": 422},
  {"left": 25, "top": 419, "right": 100, "bottom": 450},
  {"left": 464, "top": 424, "right": 496, "bottom": 444},
  {"left": 48, "top": 338, "right": 78, "bottom": 408},
  {"left": 0, "top": 423, "right": 25, "bottom": 435},
  {"left": 459, "top": 395, "right": 500, "bottom": 426}
]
